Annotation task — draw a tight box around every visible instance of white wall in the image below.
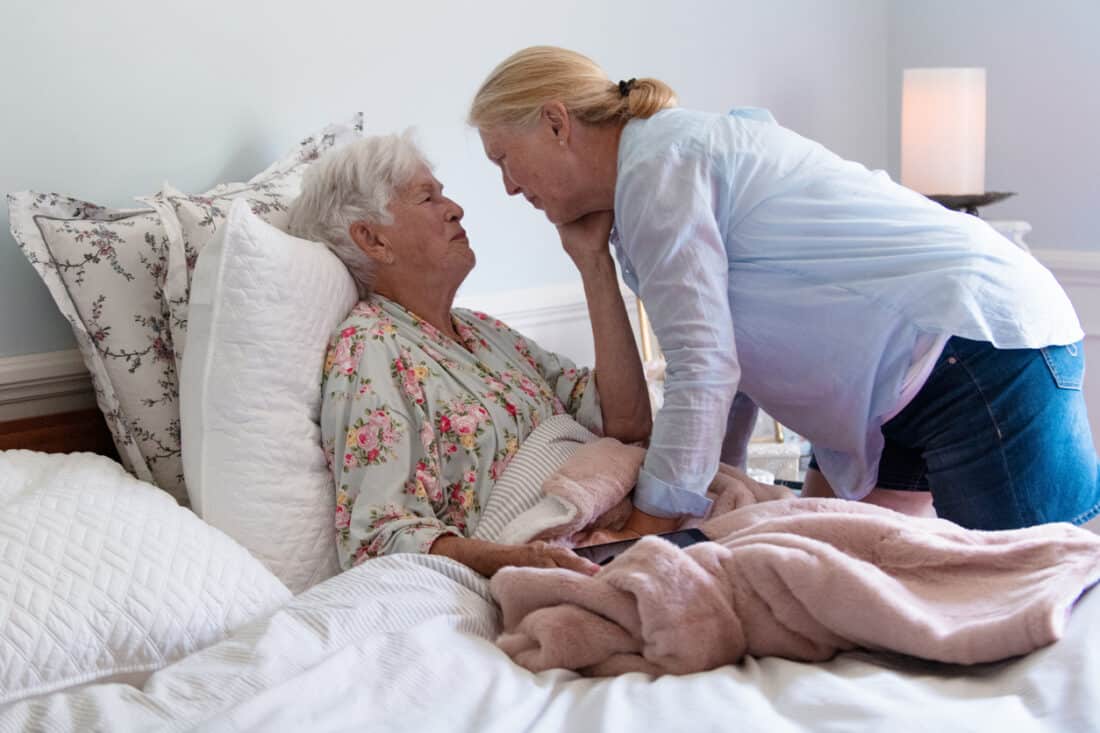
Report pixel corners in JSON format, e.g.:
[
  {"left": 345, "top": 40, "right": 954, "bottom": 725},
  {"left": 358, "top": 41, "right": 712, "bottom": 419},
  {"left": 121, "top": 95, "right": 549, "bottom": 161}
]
[
  {"left": 887, "top": 0, "right": 1100, "bottom": 252},
  {"left": 0, "top": 0, "right": 890, "bottom": 358}
]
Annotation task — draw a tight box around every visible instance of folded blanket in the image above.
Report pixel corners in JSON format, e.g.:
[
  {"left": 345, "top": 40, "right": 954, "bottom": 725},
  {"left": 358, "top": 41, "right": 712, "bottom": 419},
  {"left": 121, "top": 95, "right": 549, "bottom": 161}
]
[
  {"left": 475, "top": 415, "right": 599, "bottom": 544},
  {"left": 490, "top": 434, "right": 1100, "bottom": 676},
  {"left": 493, "top": 419, "right": 793, "bottom": 546}
]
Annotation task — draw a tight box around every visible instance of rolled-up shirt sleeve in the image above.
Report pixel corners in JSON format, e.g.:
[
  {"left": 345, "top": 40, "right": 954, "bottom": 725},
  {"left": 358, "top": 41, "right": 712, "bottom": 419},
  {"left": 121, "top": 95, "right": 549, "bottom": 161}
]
[{"left": 616, "top": 143, "right": 741, "bottom": 517}]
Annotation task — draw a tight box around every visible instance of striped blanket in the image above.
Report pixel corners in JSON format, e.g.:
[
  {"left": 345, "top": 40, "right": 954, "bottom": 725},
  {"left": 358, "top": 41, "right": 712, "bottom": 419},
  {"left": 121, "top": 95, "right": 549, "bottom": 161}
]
[{"left": 473, "top": 415, "right": 601, "bottom": 544}]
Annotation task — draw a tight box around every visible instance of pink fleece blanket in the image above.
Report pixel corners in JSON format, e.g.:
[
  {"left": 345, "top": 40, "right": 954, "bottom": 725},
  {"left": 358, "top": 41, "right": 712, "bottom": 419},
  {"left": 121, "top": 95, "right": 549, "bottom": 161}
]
[{"left": 490, "top": 439, "right": 1100, "bottom": 676}]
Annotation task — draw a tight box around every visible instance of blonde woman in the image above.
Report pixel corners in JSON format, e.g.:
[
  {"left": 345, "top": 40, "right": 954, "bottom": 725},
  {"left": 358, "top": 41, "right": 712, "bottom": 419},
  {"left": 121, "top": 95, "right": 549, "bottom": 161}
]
[{"left": 469, "top": 45, "right": 1098, "bottom": 535}]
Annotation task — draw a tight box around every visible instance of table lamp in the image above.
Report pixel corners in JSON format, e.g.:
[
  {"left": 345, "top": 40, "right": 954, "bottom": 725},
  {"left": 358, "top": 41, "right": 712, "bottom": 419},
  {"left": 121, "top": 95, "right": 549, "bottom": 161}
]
[{"left": 901, "top": 67, "right": 1013, "bottom": 215}]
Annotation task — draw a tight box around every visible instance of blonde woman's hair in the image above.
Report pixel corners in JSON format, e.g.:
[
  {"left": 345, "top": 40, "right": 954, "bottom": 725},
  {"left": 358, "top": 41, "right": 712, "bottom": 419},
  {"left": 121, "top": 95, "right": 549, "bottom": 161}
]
[{"left": 468, "top": 46, "right": 677, "bottom": 130}]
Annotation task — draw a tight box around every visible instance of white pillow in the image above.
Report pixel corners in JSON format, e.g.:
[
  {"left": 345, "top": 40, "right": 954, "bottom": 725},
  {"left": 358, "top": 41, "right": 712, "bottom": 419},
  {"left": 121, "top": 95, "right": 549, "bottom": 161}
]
[
  {"left": 144, "top": 113, "right": 363, "bottom": 378},
  {"left": 0, "top": 450, "right": 290, "bottom": 706},
  {"left": 181, "top": 199, "right": 358, "bottom": 594}
]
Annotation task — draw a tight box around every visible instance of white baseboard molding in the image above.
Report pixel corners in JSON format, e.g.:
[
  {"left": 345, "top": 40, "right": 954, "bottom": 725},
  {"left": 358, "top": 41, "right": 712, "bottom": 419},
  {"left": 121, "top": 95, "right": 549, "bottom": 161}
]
[
  {"left": 0, "top": 350, "right": 96, "bottom": 421},
  {"left": 1032, "top": 248, "right": 1100, "bottom": 335},
  {"left": 455, "top": 280, "right": 639, "bottom": 329},
  {"left": 0, "top": 281, "right": 637, "bottom": 422},
  {"left": 1, "top": 250, "right": 1095, "bottom": 423},
  {"left": 1032, "top": 247, "right": 1100, "bottom": 280},
  {"left": 455, "top": 280, "right": 642, "bottom": 369}
]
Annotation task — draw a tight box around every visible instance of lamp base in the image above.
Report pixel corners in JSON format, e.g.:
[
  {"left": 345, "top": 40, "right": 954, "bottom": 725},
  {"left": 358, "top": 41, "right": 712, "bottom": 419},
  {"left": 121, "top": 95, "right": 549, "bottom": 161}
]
[{"left": 926, "top": 191, "right": 1016, "bottom": 217}]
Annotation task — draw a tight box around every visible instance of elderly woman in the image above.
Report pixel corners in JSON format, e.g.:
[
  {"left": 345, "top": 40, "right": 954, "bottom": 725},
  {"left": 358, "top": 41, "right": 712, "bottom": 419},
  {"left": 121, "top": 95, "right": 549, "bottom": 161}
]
[{"left": 288, "top": 133, "right": 651, "bottom": 577}]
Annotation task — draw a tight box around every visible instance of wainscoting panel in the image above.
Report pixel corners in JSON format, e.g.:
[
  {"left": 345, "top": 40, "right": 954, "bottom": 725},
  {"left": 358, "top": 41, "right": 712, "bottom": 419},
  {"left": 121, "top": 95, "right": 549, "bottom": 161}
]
[{"left": 2, "top": 253, "right": 1096, "bottom": 455}]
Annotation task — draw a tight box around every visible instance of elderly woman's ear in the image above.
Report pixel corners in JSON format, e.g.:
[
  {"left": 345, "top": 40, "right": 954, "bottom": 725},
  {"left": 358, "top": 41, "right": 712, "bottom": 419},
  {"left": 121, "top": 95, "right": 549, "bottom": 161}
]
[{"left": 349, "top": 221, "right": 395, "bottom": 265}]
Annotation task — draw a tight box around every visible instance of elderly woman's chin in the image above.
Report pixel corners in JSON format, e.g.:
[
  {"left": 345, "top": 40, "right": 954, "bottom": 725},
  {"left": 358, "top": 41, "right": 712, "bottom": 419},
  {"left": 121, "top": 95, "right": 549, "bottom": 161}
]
[{"left": 456, "top": 245, "right": 476, "bottom": 276}]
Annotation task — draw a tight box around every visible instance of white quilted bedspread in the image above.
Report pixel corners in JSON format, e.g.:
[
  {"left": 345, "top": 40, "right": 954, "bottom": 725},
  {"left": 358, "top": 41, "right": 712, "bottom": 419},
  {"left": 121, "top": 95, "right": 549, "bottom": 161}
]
[{"left": 0, "top": 451, "right": 290, "bottom": 704}]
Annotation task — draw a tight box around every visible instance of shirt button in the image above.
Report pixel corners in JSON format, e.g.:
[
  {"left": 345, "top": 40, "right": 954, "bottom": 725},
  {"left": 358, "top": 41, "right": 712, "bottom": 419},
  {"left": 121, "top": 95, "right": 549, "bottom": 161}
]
[{"left": 947, "top": 356, "right": 958, "bottom": 364}]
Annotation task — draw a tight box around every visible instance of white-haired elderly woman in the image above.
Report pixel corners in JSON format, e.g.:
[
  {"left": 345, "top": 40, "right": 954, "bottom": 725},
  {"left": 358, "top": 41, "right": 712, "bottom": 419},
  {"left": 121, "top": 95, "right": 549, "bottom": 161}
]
[{"left": 288, "top": 133, "right": 652, "bottom": 577}]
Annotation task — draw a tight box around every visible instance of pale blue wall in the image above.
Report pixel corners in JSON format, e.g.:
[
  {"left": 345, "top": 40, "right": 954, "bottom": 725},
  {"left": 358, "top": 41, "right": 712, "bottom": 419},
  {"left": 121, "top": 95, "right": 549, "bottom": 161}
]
[
  {"left": 887, "top": 0, "right": 1100, "bottom": 250},
  {"left": 0, "top": 0, "right": 890, "bottom": 357}
]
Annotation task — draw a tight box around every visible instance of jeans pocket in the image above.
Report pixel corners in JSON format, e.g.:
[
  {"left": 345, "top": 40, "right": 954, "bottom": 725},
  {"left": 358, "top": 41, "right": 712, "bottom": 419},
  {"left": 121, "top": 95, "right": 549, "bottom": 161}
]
[{"left": 1040, "top": 342, "right": 1085, "bottom": 390}]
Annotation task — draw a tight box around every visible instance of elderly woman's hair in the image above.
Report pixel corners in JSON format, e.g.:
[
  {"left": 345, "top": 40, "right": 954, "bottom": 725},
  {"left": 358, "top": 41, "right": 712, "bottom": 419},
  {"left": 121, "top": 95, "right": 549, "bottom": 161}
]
[
  {"left": 288, "top": 132, "right": 428, "bottom": 297},
  {"left": 468, "top": 45, "right": 677, "bottom": 131}
]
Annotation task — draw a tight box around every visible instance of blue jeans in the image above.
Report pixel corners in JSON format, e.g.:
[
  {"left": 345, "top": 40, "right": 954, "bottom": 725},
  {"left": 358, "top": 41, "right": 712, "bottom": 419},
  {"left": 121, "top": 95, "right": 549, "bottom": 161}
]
[{"left": 813, "top": 336, "right": 1100, "bottom": 530}]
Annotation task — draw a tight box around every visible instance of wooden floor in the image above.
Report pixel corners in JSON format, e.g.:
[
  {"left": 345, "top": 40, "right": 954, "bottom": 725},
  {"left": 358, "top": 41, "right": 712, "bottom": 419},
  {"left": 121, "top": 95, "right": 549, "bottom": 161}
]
[{"left": 0, "top": 408, "right": 119, "bottom": 459}]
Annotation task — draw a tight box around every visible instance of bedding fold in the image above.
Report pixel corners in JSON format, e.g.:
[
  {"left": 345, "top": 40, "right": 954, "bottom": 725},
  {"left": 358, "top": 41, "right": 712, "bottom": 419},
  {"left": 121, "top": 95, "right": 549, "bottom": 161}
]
[{"left": 489, "top": 427, "right": 1100, "bottom": 676}]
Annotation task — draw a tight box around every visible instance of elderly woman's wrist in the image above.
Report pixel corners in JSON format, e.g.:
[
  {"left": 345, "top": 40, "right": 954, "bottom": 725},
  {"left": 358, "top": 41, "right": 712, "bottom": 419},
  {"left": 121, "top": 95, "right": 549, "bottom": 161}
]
[
  {"left": 431, "top": 535, "right": 507, "bottom": 577},
  {"left": 429, "top": 533, "right": 467, "bottom": 562}
]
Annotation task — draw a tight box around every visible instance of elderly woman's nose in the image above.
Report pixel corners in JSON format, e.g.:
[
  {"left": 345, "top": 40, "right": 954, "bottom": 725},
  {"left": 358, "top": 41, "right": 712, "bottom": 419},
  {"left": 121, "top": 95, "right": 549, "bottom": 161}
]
[{"left": 445, "top": 198, "right": 464, "bottom": 221}]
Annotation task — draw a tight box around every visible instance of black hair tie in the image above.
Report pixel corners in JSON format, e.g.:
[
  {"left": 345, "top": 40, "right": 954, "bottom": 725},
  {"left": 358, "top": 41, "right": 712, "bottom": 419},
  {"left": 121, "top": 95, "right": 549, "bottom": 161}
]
[{"left": 618, "top": 78, "right": 637, "bottom": 97}]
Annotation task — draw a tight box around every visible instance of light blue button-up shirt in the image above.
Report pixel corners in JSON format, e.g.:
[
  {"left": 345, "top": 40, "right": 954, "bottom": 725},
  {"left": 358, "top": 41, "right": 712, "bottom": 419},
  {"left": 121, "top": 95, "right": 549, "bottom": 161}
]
[{"left": 613, "top": 107, "right": 1082, "bottom": 517}]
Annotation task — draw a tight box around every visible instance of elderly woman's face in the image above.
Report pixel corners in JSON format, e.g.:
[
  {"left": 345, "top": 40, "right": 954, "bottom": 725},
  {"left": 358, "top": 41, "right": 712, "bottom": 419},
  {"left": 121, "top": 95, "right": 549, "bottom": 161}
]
[{"left": 370, "top": 164, "right": 474, "bottom": 285}]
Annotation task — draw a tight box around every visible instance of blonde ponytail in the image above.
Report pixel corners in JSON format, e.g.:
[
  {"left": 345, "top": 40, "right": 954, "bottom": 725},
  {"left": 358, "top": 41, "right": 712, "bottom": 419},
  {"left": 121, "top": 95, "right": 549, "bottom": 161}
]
[
  {"left": 469, "top": 46, "right": 677, "bottom": 130},
  {"left": 620, "top": 77, "right": 677, "bottom": 121}
]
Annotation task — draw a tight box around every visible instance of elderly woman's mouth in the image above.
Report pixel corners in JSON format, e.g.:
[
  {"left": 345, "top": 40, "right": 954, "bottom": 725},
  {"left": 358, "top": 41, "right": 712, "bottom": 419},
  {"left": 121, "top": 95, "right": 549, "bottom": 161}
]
[{"left": 451, "top": 229, "right": 468, "bottom": 242}]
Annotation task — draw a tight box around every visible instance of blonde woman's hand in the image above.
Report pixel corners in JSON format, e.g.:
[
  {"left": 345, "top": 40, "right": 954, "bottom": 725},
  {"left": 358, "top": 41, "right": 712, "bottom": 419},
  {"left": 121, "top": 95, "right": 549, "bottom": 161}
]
[
  {"left": 577, "top": 528, "right": 641, "bottom": 546},
  {"left": 557, "top": 210, "right": 614, "bottom": 268}
]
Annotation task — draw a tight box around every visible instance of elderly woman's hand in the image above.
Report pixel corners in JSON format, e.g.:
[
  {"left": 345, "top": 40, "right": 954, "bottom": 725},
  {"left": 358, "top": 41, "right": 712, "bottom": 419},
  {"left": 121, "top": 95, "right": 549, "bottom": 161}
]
[
  {"left": 431, "top": 536, "right": 600, "bottom": 577},
  {"left": 557, "top": 210, "right": 614, "bottom": 268},
  {"left": 507, "top": 540, "right": 601, "bottom": 575}
]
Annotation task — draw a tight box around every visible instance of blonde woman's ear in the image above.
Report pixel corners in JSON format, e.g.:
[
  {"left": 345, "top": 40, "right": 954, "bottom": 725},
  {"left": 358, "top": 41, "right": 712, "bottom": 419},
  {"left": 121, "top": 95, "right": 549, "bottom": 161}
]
[{"left": 542, "top": 101, "right": 571, "bottom": 141}]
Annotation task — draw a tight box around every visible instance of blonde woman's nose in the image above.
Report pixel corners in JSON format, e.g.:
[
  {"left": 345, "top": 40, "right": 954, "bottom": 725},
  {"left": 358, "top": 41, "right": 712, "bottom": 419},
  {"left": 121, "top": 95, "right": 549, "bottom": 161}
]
[{"left": 502, "top": 170, "right": 521, "bottom": 197}]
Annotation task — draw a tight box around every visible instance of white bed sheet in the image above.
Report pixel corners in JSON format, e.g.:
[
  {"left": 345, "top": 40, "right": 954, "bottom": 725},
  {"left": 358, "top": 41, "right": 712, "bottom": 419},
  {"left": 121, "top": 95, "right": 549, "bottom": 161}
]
[{"left": 3, "top": 548, "right": 1097, "bottom": 733}]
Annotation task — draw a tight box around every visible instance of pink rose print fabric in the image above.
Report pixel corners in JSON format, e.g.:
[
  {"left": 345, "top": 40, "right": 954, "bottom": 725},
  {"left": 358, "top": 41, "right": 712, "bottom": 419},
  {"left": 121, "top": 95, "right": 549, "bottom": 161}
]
[{"left": 321, "top": 295, "right": 603, "bottom": 569}]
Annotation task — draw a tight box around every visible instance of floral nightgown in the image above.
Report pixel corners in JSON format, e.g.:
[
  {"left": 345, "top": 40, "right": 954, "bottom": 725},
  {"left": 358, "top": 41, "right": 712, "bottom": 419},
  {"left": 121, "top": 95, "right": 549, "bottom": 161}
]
[{"left": 320, "top": 295, "right": 603, "bottom": 570}]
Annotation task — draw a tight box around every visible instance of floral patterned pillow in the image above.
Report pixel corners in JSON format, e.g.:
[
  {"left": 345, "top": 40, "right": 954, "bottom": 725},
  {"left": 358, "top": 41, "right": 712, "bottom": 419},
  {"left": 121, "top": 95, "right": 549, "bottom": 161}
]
[
  {"left": 7, "top": 194, "right": 184, "bottom": 500},
  {"left": 143, "top": 113, "right": 364, "bottom": 374},
  {"left": 8, "top": 115, "right": 363, "bottom": 507}
]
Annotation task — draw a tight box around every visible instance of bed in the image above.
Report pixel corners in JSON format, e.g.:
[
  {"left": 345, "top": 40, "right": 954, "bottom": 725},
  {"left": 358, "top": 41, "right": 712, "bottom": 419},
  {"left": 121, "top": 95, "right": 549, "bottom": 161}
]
[
  {"left": 11, "top": 414, "right": 1100, "bottom": 730},
  {"left": 2, "top": 532, "right": 1098, "bottom": 731}
]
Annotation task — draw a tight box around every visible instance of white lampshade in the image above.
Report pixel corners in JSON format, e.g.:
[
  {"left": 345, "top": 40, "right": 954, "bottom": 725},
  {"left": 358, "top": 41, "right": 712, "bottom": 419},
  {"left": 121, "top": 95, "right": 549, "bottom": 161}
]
[{"left": 901, "top": 68, "right": 987, "bottom": 195}]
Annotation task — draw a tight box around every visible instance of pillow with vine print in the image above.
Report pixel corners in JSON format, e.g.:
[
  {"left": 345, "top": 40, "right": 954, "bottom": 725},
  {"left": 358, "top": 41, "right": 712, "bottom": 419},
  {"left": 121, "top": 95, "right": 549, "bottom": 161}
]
[
  {"left": 144, "top": 113, "right": 364, "bottom": 375},
  {"left": 7, "top": 114, "right": 364, "bottom": 507},
  {"left": 8, "top": 192, "right": 186, "bottom": 503}
]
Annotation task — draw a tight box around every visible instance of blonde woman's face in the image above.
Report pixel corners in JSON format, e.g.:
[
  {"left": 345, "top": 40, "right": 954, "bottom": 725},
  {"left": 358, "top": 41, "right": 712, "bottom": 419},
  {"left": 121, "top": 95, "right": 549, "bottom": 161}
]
[{"left": 479, "top": 122, "right": 580, "bottom": 225}]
